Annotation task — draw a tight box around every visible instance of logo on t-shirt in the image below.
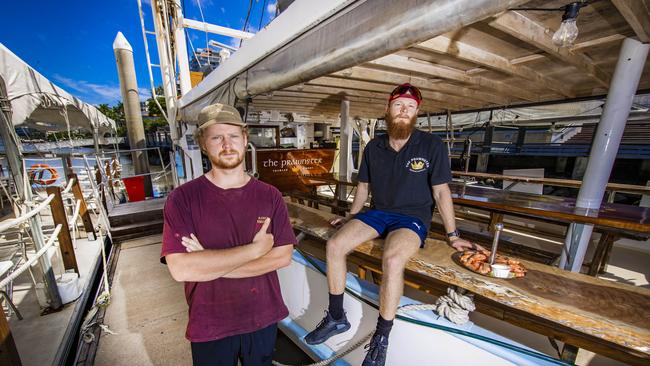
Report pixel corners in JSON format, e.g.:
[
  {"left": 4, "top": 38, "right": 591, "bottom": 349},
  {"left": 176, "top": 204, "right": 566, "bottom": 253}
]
[
  {"left": 406, "top": 157, "right": 429, "bottom": 173},
  {"left": 256, "top": 216, "right": 270, "bottom": 232}
]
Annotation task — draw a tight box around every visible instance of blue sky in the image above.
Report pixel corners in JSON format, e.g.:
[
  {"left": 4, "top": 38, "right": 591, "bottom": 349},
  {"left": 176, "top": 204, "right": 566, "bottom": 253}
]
[{"left": 0, "top": 0, "right": 277, "bottom": 106}]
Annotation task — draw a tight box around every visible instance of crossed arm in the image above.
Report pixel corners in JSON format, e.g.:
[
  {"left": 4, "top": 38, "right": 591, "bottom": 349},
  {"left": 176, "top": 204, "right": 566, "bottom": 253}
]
[{"left": 165, "top": 219, "right": 294, "bottom": 282}]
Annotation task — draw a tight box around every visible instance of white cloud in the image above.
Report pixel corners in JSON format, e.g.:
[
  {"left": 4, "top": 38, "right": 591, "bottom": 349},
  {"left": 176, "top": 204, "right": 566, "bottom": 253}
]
[
  {"left": 142, "top": 0, "right": 151, "bottom": 5},
  {"left": 193, "top": 0, "right": 214, "bottom": 8},
  {"left": 228, "top": 37, "right": 242, "bottom": 49},
  {"left": 220, "top": 6, "right": 225, "bottom": 13},
  {"left": 53, "top": 74, "right": 150, "bottom": 105},
  {"left": 267, "top": 2, "right": 277, "bottom": 16}
]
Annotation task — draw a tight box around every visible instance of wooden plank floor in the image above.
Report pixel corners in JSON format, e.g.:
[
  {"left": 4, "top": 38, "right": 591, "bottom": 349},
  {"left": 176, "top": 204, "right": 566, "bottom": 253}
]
[{"left": 107, "top": 197, "right": 167, "bottom": 219}]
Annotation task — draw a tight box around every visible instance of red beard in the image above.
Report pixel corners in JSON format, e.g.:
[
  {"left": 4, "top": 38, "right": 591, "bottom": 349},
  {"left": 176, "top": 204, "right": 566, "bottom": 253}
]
[
  {"left": 211, "top": 149, "right": 244, "bottom": 169},
  {"left": 386, "top": 113, "right": 417, "bottom": 140}
]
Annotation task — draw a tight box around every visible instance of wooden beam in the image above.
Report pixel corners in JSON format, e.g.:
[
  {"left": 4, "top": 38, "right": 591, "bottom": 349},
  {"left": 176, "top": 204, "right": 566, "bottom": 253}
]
[
  {"left": 0, "top": 309, "right": 21, "bottom": 366},
  {"left": 283, "top": 84, "right": 451, "bottom": 112},
  {"left": 328, "top": 73, "right": 484, "bottom": 108},
  {"left": 68, "top": 174, "right": 95, "bottom": 240},
  {"left": 368, "top": 54, "right": 540, "bottom": 102},
  {"left": 488, "top": 11, "right": 612, "bottom": 87},
  {"left": 415, "top": 36, "right": 575, "bottom": 97},
  {"left": 571, "top": 34, "right": 627, "bottom": 51},
  {"left": 46, "top": 186, "right": 79, "bottom": 274},
  {"left": 307, "top": 76, "right": 463, "bottom": 110},
  {"left": 331, "top": 65, "right": 509, "bottom": 105},
  {"left": 510, "top": 53, "right": 546, "bottom": 65},
  {"left": 611, "top": 0, "right": 650, "bottom": 43}
]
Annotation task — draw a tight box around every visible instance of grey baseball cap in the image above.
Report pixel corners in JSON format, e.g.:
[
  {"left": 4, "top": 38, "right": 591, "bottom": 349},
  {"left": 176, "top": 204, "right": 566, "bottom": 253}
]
[{"left": 197, "top": 103, "right": 245, "bottom": 129}]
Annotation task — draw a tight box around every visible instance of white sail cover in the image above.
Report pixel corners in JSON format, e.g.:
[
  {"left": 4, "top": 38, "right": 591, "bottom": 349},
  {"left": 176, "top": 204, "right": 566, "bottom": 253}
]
[{"left": 0, "top": 43, "right": 115, "bottom": 134}]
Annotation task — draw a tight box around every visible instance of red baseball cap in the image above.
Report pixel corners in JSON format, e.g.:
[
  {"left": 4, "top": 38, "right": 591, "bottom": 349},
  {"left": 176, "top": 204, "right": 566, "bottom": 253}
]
[{"left": 388, "top": 83, "right": 422, "bottom": 105}]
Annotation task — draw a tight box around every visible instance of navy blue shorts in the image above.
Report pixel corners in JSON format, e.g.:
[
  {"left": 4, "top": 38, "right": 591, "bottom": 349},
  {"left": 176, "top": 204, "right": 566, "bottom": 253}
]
[
  {"left": 191, "top": 323, "right": 277, "bottom": 366},
  {"left": 354, "top": 210, "right": 428, "bottom": 247}
]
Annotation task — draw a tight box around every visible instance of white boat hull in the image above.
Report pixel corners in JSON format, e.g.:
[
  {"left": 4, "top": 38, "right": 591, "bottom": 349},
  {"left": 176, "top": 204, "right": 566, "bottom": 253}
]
[{"left": 277, "top": 251, "right": 565, "bottom": 366}]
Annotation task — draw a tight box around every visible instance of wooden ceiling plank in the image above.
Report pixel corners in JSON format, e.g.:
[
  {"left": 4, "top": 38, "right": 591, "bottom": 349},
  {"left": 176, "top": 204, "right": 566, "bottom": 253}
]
[
  {"left": 368, "top": 54, "right": 540, "bottom": 102},
  {"left": 488, "top": 11, "right": 612, "bottom": 87},
  {"left": 333, "top": 65, "right": 509, "bottom": 105},
  {"left": 306, "top": 76, "right": 465, "bottom": 110},
  {"left": 571, "top": 34, "right": 627, "bottom": 51},
  {"left": 416, "top": 36, "right": 575, "bottom": 97},
  {"left": 611, "top": 0, "right": 650, "bottom": 43}
]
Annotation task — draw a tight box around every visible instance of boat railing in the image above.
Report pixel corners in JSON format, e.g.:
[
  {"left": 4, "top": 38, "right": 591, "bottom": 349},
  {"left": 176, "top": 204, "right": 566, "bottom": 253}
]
[
  {"left": 0, "top": 173, "right": 98, "bottom": 319},
  {"left": 79, "top": 147, "right": 172, "bottom": 203}
]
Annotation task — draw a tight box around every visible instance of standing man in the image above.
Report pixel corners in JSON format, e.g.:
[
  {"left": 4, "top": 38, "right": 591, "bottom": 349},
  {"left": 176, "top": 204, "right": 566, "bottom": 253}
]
[
  {"left": 161, "top": 103, "right": 296, "bottom": 366},
  {"left": 305, "top": 84, "right": 474, "bottom": 365}
]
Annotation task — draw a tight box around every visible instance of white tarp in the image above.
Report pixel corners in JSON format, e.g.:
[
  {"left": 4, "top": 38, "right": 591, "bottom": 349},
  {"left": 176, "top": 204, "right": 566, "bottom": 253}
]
[{"left": 0, "top": 43, "right": 115, "bottom": 134}]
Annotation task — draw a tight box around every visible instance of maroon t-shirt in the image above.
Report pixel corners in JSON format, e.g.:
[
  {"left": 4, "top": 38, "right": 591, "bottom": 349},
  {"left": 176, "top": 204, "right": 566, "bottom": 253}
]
[{"left": 161, "top": 176, "right": 296, "bottom": 342}]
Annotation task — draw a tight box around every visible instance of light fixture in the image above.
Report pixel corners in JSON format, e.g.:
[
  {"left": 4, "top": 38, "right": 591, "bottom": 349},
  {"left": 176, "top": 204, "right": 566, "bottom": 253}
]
[
  {"left": 552, "top": 2, "right": 581, "bottom": 47},
  {"left": 509, "top": 1, "right": 588, "bottom": 48}
]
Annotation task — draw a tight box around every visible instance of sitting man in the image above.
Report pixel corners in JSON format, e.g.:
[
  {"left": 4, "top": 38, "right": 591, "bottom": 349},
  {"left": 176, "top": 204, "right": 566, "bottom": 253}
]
[{"left": 305, "top": 83, "right": 473, "bottom": 366}]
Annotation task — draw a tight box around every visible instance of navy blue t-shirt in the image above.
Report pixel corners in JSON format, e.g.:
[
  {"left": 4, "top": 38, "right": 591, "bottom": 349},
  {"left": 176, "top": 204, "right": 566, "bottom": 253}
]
[{"left": 357, "top": 129, "right": 451, "bottom": 229}]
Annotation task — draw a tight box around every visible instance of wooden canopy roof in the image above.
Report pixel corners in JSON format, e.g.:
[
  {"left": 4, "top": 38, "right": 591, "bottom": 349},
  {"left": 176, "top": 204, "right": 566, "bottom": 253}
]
[{"left": 242, "top": 0, "right": 650, "bottom": 122}]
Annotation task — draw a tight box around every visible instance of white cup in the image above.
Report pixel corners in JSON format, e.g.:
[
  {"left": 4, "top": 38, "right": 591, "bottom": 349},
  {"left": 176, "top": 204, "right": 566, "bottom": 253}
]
[{"left": 490, "top": 264, "right": 511, "bottom": 278}]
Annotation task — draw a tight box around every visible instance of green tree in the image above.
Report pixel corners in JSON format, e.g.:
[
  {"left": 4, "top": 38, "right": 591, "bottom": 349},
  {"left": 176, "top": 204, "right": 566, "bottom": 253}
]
[{"left": 147, "top": 86, "right": 166, "bottom": 117}]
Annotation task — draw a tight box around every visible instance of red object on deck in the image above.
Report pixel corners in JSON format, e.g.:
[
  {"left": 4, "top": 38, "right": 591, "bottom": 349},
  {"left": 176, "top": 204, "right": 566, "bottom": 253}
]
[{"left": 122, "top": 176, "right": 146, "bottom": 202}]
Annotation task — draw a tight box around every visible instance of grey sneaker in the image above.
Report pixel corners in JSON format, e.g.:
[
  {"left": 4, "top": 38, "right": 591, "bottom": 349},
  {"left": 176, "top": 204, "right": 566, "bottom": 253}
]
[
  {"left": 304, "top": 310, "right": 351, "bottom": 345},
  {"left": 362, "top": 333, "right": 389, "bottom": 366}
]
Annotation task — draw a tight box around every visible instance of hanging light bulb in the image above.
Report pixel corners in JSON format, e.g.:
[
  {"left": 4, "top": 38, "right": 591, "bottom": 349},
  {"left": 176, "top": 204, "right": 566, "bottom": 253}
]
[{"left": 553, "top": 2, "right": 581, "bottom": 47}]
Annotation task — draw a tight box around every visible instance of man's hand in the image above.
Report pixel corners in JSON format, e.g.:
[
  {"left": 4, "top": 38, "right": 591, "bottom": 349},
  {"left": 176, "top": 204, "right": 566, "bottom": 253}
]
[
  {"left": 330, "top": 215, "right": 351, "bottom": 228},
  {"left": 181, "top": 233, "right": 204, "bottom": 252},
  {"left": 251, "top": 218, "right": 274, "bottom": 257},
  {"left": 449, "top": 237, "right": 483, "bottom": 252}
]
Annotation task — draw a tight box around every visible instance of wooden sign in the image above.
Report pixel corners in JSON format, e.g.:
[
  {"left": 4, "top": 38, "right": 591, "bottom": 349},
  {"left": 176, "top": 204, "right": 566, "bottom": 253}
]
[{"left": 256, "top": 148, "right": 335, "bottom": 192}]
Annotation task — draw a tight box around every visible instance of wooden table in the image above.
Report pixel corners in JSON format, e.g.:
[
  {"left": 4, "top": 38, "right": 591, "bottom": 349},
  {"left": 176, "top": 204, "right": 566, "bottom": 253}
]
[
  {"left": 449, "top": 182, "right": 650, "bottom": 275},
  {"left": 287, "top": 201, "right": 650, "bottom": 365},
  {"left": 453, "top": 171, "right": 650, "bottom": 198}
]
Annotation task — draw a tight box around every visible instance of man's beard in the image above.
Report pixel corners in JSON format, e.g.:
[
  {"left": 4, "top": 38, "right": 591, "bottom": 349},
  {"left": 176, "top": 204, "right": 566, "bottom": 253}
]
[
  {"left": 386, "top": 113, "right": 417, "bottom": 140},
  {"left": 211, "top": 149, "right": 244, "bottom": 169}
]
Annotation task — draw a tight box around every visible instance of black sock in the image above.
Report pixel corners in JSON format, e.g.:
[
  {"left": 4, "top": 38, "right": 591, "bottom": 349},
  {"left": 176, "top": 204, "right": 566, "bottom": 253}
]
[
  {"left": 328, "top": 293, "right": 344, "bottom": 320},
  {"left": 375, "top": 315, "right": 393, "bottom": 338}
]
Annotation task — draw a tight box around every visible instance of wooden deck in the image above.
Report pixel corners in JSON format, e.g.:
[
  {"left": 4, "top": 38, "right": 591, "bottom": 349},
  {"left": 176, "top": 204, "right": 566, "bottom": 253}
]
[
  {"left": 107, "top": 198, "right": 166, "bottom": 243},
  {"left": 286, "top": 200, "right": 650, "bottom": 365}
]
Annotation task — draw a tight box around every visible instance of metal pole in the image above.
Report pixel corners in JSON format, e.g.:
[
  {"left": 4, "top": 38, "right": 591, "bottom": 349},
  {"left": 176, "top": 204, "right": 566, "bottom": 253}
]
[
  {"left": 174, "top": 0, "right": 192, "bottom": 95},
  {"left": 559, "top": 38, "right": 650, "bottom": 272},
  {"left": 0, "top": 79, "right": 62, "bottom": 310},
  {"left": 92, "top": 126, "right": 100, "bottom": 155},
  {"left": 338, "top": 98, "right": 352, "bottom": 190}
]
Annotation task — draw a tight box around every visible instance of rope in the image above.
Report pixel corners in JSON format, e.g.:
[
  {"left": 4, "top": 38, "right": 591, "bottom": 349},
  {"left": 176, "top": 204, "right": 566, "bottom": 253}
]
[
  {"left": 0, "top": 194, "right": 54, "bottom": 233},
  {"left": 434, "top": 287, "right": 476, "bottom": 325},
  {"left": 80, "top": 227, "right": 112, "bottom": 343},
  {"left": 61, "top": 177, "right": 75, "bottom": 194},
  {"left": 0, "top": 224, "right": 62, "bottom": 289}
]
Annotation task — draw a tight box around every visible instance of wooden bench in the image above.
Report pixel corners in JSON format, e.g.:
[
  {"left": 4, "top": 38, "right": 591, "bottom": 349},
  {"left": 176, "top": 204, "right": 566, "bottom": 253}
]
[{"left": 287, "top": 200, "right": 650, "bottom": 366}]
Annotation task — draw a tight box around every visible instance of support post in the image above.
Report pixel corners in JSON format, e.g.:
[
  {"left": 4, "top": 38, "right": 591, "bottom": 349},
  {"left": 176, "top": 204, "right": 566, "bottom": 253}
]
[
  {"left": 113, "top": 32, "right": 153, "bottom": 197},
  {"left": 560, "top": 38, "right": 650, "bottom": 272},
  {"left": 338, "top": 98, "right": 352, "bottom": 202},
  {"left": 515, "top": 127, "right": 526, "bottom": 153},
  {"left": 46, "top": 186, "right": 79, "bottom": 274},
  {"left": 92, "top": 126, "right": 100, "bottom": 155},
  {"left": 68, "top": 173, "right": 96, "bottom": 240},
  {"left": 0, "top": 78, "right": 62, "bottom": 310},
  {"left": 0, "top": 308, "right": 21, "bottom": 366}
]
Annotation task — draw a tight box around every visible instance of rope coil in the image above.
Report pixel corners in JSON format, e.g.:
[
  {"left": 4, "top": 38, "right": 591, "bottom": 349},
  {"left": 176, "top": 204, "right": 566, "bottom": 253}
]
[{"left": 434, "top": 287, "right": 476, "bottom": 325}]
